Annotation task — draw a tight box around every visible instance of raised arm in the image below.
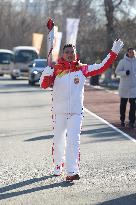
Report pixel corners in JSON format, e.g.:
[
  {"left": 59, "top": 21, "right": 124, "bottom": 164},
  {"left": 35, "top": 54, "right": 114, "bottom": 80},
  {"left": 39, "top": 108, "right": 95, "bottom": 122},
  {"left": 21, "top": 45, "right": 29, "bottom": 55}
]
[
  {"left": 82, "top": 39, "right": 124, "bottom": 77},
  {"left": 39, "top": 66, "right": 55, "bottom": 89}
]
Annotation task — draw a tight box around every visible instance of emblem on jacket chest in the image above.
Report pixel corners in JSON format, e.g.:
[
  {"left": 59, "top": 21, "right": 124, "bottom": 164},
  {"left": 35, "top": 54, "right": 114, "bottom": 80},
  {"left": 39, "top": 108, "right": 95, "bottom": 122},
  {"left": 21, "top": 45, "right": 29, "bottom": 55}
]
[{"left": 74, "top": 76, "right": 80, "bottom": 84}]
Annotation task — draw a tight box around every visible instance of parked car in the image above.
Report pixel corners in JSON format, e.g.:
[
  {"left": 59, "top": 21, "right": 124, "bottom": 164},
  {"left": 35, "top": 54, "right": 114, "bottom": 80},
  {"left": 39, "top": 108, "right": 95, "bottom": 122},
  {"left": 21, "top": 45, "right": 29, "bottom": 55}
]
[
  {"left": 13, "top": 46, "right": 39, "bottom": 79},
  {"left": 0, "top": 49, "right": 14, "bottom": 78},
  {"left": 28, "top": 59, "right": 48, "bottom": 85}
]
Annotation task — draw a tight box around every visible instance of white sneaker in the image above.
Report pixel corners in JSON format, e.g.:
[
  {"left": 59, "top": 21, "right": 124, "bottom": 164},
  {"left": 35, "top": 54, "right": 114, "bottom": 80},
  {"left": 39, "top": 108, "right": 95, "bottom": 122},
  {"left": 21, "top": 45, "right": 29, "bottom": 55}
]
[{"left": 54, "top": 163, "right": 64, "bottom": 176}]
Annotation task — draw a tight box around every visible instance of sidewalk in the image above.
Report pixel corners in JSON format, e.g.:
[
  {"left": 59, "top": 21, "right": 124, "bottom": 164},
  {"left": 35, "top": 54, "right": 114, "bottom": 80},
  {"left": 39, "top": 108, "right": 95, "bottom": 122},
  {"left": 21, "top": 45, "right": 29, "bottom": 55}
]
[{"left": 84, "top": 85, "right": 136, "bottom": 140}]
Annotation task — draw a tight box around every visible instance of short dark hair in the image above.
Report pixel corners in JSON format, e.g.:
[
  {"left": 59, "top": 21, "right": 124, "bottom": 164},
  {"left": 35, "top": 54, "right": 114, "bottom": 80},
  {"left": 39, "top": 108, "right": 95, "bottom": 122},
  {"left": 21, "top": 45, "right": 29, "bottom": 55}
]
[
  {"left": 63, "top": 44, "right": 75, "bottom": 51},
  {"left": 127, "top": 48, "right": 134, "bottom": 52}
]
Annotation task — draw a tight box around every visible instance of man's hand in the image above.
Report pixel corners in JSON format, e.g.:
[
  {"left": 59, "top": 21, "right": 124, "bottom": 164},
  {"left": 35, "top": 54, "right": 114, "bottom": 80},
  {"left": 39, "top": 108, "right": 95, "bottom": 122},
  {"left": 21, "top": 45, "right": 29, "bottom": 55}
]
[
  {"left": 39, "top": 66, "right": 54, "bottom": 88},
  {"left": 111, "top": 39, "right": 124, "bottom": 54},
  {"left": 126, "top": 70, "right": 130, "bottom": 76}
]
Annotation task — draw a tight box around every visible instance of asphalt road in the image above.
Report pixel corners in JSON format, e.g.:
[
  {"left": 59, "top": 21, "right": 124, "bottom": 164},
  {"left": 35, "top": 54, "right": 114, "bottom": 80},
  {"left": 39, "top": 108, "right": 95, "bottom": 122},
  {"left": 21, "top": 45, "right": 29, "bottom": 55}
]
[{"left": 0, "top": 76, "right": 136, "bottom": 205}]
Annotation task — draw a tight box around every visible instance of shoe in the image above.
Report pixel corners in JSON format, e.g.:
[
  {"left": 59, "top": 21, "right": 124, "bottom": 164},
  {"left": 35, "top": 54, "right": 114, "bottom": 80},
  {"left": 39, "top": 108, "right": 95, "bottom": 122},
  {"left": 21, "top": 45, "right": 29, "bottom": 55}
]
[
  {"left": 121, "top": 122, "right": 125, "bottom": 127},
  {"left": 129, "top": 123, "right": 135, "bottom": 129},
  {"left": 66, "top": 174, "right": 80, "bottom": 182},
  {"left": 54, "top": 163, "right": 64, "bottom": 176}
]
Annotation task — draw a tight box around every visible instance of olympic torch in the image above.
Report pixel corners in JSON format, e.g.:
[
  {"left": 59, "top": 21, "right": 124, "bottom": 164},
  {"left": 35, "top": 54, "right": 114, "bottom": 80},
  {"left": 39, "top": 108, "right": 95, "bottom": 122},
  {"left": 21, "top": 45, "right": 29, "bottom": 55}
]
[{"left": 47, "top": 18, "right": 55, "bottom": 66}]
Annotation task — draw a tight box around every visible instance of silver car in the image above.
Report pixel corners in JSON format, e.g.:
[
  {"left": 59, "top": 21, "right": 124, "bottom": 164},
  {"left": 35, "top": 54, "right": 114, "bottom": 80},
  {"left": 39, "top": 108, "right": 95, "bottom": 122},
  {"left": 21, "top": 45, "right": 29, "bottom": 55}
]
[
  {"left": 28, "top": 59, "right": 47, "bottom": 85},
  {"left": 0, "top": 49, "right": 15, "bottom": 78}
]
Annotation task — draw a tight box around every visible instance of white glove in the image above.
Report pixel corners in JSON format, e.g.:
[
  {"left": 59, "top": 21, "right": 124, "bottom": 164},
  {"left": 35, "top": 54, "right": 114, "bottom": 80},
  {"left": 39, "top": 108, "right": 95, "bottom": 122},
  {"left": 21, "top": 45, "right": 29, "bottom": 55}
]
[
  {"left": 111, "top": 39, "right": 124, "bottom": 54},
  {"left": 42, "top": 66, "right": 54, "bottom": 76}
]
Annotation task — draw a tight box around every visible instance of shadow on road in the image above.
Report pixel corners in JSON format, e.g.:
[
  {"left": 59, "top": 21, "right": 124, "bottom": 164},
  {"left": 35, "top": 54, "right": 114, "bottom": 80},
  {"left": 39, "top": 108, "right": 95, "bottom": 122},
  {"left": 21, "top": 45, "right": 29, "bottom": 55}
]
[
  {"left": 98, "top": 193, "right": 136, "bottom": 205},
  {"left": 0, "top": 175, "right": 73, "bottom": 200},
  {"left": 25, "top": 127, "right": 128, "bottom": 143},
  {"left": 25, "top": 134, "right": 53, "bottom": 141},
  {"left": 81, "top": 127, "right": 128, "bottom": 143}
]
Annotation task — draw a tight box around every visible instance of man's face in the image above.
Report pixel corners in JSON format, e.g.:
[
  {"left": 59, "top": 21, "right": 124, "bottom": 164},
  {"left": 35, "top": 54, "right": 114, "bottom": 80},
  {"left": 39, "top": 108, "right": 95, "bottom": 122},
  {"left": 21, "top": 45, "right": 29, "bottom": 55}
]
[
  {"left": 127, "top": 49, "right": 134, "bottom": 58},
  {"left": 63, "top": 47, "right": 76, "bottom": 62}
]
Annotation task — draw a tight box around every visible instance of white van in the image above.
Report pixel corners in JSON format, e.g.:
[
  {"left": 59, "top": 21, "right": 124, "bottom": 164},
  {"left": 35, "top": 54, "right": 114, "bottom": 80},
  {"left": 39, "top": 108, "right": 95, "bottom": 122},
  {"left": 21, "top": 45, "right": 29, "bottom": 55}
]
[
  {"left": 13, "top": 46, "right": 39, "bottom": 79},
  {"left": 0, "top": 49, "right": 14, "bottom": 77}
]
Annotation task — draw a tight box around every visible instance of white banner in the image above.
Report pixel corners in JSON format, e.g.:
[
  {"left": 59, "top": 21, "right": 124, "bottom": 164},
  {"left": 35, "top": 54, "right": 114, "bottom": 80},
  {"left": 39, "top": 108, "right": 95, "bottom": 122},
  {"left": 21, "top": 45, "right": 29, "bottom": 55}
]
[
  {"left": 66, "top": 18, "right": 80, "bottom": 46},
  {"left": 52, "top": 30, "right": 62, "bottom": 62},
  {"left": 32, "top": 33, "right": 43, "bottom": 53}
]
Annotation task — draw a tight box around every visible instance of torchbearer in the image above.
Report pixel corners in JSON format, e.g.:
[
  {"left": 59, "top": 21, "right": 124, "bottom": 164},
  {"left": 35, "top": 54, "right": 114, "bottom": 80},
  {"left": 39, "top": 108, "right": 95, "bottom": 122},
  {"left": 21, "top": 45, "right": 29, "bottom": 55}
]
[{"left": 40, "top": 31, "right": 124, "bottom": 181}]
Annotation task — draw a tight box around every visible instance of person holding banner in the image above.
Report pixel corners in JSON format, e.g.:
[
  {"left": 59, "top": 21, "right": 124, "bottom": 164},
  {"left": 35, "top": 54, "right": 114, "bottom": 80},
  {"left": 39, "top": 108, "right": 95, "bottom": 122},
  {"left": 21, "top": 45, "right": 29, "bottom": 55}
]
[{"left": 40, "top": 39, "right": 124, "bottom": 182}]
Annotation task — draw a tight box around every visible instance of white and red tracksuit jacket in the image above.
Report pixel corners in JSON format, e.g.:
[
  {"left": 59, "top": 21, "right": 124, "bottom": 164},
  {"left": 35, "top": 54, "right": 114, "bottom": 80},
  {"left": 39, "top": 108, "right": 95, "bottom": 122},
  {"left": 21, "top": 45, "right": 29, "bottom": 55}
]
[{"left": 40, "top": 51, "right": 117, "bottom": 114}]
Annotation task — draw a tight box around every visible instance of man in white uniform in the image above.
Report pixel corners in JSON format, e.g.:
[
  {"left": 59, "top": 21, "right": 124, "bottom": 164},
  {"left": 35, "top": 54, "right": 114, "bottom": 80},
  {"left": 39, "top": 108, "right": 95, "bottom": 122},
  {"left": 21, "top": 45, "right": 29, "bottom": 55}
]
[{"left": 40, "top": 39, "right": 123, "bottom": 181}]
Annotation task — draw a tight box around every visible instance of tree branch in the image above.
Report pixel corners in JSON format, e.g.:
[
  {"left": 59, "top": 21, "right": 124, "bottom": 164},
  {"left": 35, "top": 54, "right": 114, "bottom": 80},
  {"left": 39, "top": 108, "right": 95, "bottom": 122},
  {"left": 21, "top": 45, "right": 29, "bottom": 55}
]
[{"left": 114, "top": 0, "right": 123, "bottom": 8}]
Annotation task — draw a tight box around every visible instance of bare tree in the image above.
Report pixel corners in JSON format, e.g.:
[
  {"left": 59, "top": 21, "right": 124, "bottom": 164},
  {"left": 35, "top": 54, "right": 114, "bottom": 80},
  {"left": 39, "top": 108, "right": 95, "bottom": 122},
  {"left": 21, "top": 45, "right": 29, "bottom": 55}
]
[
  {"left": 0, "top": 0, "right": 135, "bottom": 62},
  {"left": 104, "top": 0, "right": 123, "bottom": 50},
  {"left": 101, "top": 0, "right": 121, "bottom": 84}
]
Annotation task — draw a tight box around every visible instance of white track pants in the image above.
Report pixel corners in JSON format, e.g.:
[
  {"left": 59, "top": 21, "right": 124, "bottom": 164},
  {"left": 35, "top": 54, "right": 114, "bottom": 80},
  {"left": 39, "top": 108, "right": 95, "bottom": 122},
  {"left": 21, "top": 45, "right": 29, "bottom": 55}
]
[{"left": 53, "top": 114, "right": 83, "bottom": 175}]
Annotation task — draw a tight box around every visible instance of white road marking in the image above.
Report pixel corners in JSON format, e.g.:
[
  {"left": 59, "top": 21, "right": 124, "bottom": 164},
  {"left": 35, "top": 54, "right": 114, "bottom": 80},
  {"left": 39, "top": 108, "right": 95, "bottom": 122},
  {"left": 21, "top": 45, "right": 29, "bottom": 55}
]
[{"left": 84, "top": 107, "right": 136, "bottom": 143}]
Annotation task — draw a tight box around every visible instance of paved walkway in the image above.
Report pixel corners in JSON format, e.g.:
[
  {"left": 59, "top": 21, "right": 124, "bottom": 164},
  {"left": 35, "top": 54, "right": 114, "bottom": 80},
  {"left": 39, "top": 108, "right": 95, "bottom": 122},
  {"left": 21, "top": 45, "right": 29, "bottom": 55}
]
[
  {"left": 84, "top": 85, "right": 136, "bottom": 140},
  {"left": 0, "top": 85, "right": 136, "bottom": 205}
]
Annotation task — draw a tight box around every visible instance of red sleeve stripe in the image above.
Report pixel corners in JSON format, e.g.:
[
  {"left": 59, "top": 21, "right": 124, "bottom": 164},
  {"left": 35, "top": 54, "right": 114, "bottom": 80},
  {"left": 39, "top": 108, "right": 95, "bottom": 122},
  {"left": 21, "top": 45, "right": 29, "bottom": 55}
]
[{"left": 85, "top": 51, "right": 117, "bottom": 77}]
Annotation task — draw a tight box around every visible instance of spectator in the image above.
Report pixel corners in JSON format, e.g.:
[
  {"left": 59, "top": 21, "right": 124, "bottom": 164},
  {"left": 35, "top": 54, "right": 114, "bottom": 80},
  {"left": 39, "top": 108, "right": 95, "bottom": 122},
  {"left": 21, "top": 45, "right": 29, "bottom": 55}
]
[{"left": 115, "top": 48, "right": 136, "bottom": 128}]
